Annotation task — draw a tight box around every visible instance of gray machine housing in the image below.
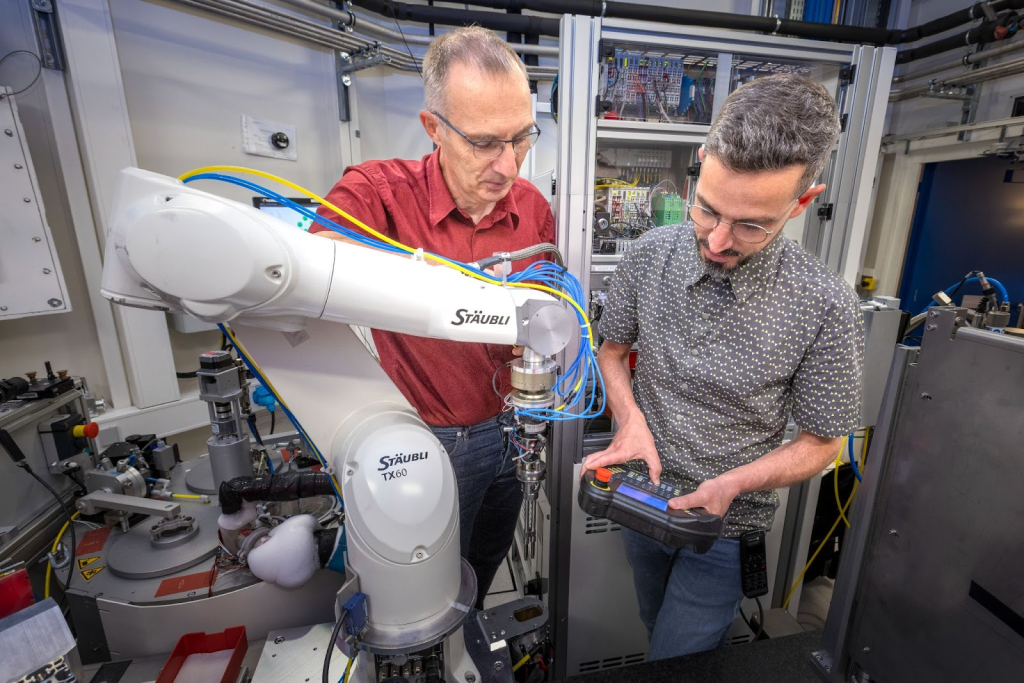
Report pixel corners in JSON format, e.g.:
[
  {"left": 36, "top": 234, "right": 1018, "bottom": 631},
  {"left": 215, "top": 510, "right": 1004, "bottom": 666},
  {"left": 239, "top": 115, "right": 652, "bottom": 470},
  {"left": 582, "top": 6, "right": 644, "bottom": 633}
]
[{"left": 813, "top": 307, "right": 1024, "bottom": 681}]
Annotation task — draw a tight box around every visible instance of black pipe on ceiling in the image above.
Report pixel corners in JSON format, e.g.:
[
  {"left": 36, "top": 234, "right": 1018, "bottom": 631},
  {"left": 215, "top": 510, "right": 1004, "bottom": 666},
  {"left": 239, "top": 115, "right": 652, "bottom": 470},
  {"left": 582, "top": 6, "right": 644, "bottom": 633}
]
[
  {"left": 352, "top": 0, "right": 559, "bottom": 36},
  {"left": 353, "top": 0, "right": 1024, "bottom": 65}
]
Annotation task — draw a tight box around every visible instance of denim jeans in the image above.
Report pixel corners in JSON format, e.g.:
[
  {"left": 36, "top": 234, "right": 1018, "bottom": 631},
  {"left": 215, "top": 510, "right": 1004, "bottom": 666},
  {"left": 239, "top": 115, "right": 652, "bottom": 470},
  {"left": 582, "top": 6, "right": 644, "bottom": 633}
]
[
  {"left": 429, "top": 412, "right": 522, "bottom": 609},
  {"left": 621, "top": 528, "right": 745, "bottom": 660}
]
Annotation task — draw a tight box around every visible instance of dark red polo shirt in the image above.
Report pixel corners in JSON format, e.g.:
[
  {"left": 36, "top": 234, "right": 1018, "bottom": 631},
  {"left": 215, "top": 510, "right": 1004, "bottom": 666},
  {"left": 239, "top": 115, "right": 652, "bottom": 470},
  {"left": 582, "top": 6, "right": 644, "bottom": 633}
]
[{"left": 313, "top": 149, "right": 556, "bottom": 427}]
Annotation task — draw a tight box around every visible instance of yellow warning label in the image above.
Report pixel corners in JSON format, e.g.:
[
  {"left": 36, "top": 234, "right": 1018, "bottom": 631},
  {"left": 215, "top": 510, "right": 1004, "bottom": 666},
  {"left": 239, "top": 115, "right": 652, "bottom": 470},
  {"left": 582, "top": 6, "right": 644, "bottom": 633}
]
[
  {"left": 81, "top": 565, "right": 106, "bottom": 581},
  {"left": 77, "top": 556, "right": 100, "bottom": 570}
]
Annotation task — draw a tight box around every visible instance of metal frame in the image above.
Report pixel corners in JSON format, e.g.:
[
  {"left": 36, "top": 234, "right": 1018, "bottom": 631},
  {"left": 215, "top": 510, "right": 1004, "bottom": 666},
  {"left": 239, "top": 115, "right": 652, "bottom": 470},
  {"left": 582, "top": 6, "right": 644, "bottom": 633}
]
[
  {"left": 546, "top": 15, "right": 895, "bottom": 679},
  {"left": 57, "top": 0, "right": 180, "bottom": 411}
]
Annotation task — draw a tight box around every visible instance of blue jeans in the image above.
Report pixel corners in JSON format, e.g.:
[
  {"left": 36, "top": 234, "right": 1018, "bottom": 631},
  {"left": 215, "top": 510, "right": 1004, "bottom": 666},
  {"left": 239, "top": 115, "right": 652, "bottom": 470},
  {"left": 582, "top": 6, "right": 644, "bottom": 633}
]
[
  {"left": 430, "top": 413, "right": 522, "bottom": 609},
  {"left": 622, "top": 528, "right": 744, "bottom": 660}
]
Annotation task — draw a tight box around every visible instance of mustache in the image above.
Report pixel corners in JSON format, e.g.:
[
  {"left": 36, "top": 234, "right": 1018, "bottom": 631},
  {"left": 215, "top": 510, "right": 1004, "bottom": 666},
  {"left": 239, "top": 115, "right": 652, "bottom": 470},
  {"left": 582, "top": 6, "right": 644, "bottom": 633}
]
[{"left": 696, "top": 237, "right": 742, "bottom": 258}]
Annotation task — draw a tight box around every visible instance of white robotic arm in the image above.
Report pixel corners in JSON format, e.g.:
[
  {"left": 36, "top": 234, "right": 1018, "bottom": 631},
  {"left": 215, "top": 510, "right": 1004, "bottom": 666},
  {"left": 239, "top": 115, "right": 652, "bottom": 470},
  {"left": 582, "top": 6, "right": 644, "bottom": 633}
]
[
  {"left": 100, "top": 168, "right": 569, "bottom": 683},
  {"left": 101, "top": 168, "right": 573, "bottom": 355}
]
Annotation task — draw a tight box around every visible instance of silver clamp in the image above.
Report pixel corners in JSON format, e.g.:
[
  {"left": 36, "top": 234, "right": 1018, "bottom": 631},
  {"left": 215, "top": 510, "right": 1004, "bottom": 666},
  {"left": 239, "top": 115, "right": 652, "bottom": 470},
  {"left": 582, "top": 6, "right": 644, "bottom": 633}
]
[{"left": 600, "top": 1, "right": 607, "bottom": 18}]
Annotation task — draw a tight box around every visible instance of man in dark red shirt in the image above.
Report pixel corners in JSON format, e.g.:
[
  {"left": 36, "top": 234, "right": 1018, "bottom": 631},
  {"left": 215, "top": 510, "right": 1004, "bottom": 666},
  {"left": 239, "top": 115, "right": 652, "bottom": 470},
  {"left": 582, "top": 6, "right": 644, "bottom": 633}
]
[{"left": 311, "top": 27, "right": 555, "bottom": 606}]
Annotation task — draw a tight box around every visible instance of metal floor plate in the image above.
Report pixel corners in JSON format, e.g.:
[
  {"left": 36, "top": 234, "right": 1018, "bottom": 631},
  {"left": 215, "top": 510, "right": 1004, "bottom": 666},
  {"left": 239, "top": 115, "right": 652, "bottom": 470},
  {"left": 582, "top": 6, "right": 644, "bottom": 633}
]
[{"left": 251, "top": 624, "right": 350, "bottom": 683}]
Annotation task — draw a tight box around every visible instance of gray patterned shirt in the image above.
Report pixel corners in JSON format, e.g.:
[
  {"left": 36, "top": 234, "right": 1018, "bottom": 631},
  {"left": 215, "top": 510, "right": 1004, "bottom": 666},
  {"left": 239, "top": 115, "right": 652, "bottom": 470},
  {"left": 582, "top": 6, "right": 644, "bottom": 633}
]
[{"left": 598, "top": 224, "right": 864, "bottom": 536}]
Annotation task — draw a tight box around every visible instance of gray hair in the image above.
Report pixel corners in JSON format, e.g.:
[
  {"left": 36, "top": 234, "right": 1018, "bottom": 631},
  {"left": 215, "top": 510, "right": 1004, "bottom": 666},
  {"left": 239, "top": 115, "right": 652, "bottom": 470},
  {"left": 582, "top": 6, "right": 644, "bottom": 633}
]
[
  {"left": 422, "top": 26, "right": 528, "bottom": 115},
  {"left": 704, "top": 74, "right": 840, "bottom": 195}
]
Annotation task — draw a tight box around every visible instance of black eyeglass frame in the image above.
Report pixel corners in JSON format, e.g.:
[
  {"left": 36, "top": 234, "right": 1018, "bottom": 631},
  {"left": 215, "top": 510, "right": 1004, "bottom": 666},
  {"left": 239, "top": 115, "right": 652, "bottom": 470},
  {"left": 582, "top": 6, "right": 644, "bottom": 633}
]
[{"left": 429, "top": 110, "right": 541, "bottom": 159}]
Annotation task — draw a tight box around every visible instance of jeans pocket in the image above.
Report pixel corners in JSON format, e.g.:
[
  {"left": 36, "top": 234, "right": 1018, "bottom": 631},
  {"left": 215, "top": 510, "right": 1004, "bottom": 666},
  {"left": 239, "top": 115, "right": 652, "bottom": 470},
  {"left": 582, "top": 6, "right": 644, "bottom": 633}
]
[{"left": 431, "top": 427, "right": 464, "bottom": 459}]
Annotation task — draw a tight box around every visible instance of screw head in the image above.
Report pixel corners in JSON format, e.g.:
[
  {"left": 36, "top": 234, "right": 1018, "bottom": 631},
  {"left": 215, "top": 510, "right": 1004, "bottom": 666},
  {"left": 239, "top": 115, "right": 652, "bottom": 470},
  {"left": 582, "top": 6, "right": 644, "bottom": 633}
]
[
  {"left": 23, "top": 197, "right": 31, "bottom": 203},
  {"left": 863, "top": 646, "right": 871, "bottom": 653},
  {"left": 48, "top": 298, "right": 62, "bottom": 308},
  {"left": 889, "top": 528, "right": 899, "bottom": 537},
  {"left": 270, "top": 269, "right": 282, "bottom": 279},
  {"left": 43, "top": 268, "right": 51, "bottom": 274},
  {"left": 0, "top": 306, "right": 7, "bottom": 312},
  {"left": 32, "top": 236, "right": 41, "bottom": 242},
  {"left": 465, "top": 674, "right": 476, "bottom": 683},
  {"left": 14, "top": 163, "right": 23, "bottom": 169},
  {"left": 274, "top": 636, "right": 285, "bottom": 644},
  {"left": 494, "top": 662, "right": 503, "bottom": 670},
  {"left": 4, "top": 129, "right": 12, "bottom": 137}
]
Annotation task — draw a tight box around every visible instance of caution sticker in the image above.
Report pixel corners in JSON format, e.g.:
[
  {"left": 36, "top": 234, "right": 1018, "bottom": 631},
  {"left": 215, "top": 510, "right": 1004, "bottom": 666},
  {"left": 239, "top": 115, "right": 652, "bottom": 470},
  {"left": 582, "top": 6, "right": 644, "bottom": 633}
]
[
  {"left": 80, "top": 565, "right": 106, "bottom": 582},
  {"left": 77, "top": 556, "right": 100, "bottom": 570}
]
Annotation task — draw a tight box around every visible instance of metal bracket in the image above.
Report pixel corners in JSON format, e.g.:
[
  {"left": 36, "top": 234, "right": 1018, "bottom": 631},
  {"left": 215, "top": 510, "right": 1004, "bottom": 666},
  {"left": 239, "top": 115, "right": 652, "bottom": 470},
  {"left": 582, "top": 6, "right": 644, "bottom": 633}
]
[
  {"left": 475, "top": 597, "right": 548, "bottom": 652},
  {"left": 337, "top": 44, "right": 390, "bottom": 77},
  {"left": 839, "top": 64, "right": 856, "bottom": 86},
  {"left": 29, "top": 0, "right": 65, "bottom": 71},
  {"left": 817, "top": 203, "right": 834, "bottom": 221}
]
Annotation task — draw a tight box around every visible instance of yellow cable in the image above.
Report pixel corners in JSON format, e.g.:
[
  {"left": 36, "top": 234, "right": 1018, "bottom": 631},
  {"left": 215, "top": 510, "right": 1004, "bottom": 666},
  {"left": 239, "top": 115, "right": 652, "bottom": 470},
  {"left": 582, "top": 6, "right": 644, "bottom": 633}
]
[
  {"left": 170, "top": 494, "right": 204, "bottom": 500},
  {"left": 512, "top": 654, "right": 531, "bottom": 672},
  {"left": 834, "top": 438, "right": 851, "bottom": 529},
  {"left": 782, "top": 439, "right": 867, "bottom": 611},
  {"left": 44, "top": 511, "right": 81, "bottom": 599},
  {"left": 341, "top": 655, "right": 354, "bottom": 683},
  {"left": 178, "top": 166, "right": 595, "bottom": 350}
]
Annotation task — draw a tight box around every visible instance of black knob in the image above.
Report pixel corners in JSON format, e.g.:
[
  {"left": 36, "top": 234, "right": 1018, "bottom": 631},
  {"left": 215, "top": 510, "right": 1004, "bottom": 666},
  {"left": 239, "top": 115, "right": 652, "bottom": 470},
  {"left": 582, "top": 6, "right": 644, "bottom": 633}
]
[{"left": 271, "top": 132, "right": 289, "bottom": 149}]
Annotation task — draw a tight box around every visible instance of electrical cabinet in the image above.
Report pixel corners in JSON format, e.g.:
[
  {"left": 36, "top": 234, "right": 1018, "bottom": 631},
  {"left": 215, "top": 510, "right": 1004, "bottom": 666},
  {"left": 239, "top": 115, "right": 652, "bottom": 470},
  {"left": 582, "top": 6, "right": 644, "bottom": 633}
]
[{"left": 536, "top": 16, "right": 895, "bottom": 679}]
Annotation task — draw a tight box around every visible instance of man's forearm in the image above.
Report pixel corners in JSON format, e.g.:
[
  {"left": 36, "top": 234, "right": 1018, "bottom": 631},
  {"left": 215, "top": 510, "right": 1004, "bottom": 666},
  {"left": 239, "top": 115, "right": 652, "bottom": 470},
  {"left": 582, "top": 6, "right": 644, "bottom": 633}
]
[
  {"left": 717, "top": 431, "right": 842, "bottom": 497},
  {"left": 597, "top": 343, "right": 644, "bottom": 426}
]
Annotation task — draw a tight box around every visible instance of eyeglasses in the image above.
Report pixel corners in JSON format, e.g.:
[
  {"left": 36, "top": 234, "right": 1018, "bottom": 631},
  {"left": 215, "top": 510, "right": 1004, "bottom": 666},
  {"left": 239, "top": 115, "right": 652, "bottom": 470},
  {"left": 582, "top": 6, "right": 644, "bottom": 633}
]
[
  {"left": 688, "top": 203, "right": 782, "bottom": 244},
  {"left": 430, "top": 111, "right": 541, "bottom": 160}
]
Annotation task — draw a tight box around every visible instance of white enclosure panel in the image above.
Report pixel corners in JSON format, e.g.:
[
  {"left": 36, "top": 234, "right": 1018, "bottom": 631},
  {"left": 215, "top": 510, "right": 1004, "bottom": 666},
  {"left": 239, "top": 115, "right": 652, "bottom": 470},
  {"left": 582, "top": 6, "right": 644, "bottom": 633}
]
[{"left": 0, "top": 89, "right": 70, "bottom": 319}]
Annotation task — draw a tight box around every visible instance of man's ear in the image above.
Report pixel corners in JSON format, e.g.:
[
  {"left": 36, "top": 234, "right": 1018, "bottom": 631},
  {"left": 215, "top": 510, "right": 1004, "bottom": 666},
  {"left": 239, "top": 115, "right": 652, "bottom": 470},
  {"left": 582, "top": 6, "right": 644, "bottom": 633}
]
[
  {"left": 420, "top": 110, "right": 443, "bottom": 147},
  {"left": 698, "top": 146, "right": 705, "bottom": 163},
  {"left": 790, "top": 184, "right": 827, "bottom": 219}
]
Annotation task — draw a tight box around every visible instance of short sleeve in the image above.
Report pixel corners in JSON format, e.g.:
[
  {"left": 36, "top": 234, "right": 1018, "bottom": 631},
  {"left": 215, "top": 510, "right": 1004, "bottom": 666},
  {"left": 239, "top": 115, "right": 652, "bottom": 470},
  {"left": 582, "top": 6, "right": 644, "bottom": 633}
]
[
  {"left": 597, "top": 247, "right": 642, "bottom": 345},
  {"left": 790, "top": 292, "right": 865, "bottom": 437},
  {"left": 312, "top": 166, "right": 394, "bottom": 241}
]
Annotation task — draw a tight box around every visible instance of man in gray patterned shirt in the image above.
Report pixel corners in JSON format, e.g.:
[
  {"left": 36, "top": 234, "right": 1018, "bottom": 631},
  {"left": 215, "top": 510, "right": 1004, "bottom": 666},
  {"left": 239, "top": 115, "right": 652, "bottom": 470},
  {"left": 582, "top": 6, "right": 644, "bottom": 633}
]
[{"left": 585, "top": 74, "right": 864, "bottom": 660}]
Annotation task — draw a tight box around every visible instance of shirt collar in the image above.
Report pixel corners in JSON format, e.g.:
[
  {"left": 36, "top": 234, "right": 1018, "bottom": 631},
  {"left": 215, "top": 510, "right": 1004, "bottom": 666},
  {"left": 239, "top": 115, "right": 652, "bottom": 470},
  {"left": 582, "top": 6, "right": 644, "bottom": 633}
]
[
  {"left": 678, "top": 224, "right": 785, "bottom": 301},
  {"left": 426, "top": 148, "right": 521, "bottom": 229}
]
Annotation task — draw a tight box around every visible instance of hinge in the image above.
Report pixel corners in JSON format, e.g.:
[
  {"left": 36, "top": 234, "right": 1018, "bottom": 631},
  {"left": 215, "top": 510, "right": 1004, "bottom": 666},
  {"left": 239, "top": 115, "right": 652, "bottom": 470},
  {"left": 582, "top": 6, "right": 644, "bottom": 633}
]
[
  {"left": 599, "top": 40, "right": 614, "bottom": 64},
  {"left": 30, "top": 0, "right": 64, "bottom": 71},
  {"left": 686, "top": 162, "right": 702, "bottom": 178},
  {"left": 839, "top": 64, "right": 856, "bottom": 86},
  {"left": 817, "top": 203, "right": 834, "bottom": 221}
]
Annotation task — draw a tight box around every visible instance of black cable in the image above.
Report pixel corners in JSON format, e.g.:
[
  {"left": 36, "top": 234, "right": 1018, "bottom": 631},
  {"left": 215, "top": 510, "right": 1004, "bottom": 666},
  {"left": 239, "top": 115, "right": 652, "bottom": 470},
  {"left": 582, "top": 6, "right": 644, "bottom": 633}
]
[
  {"left": 247, "top": 415, "right": 265, "bottom": 447},
  {"left": 753, "top": 596, "right": 764, "bottom": 641},
  {"left": 0, "top": 50, "right": 43, "bottom": 97},
  {"left": 492, "top": 361, "right": 511, "bottom": 399},
  {"left": 323, "top": 611, "right": 346, "bottom": 683},
  {"left": 388, "top": 0, "right": 422, "bottom": 79},
  {"left": 24, "top": 466, "right": 76, "bottom": 596},
  {"left": 270, "top": 410, "right": 276, "bottom": 435},
  {"left": 176, "top": 371, "right": 199, "bottom": 379}
]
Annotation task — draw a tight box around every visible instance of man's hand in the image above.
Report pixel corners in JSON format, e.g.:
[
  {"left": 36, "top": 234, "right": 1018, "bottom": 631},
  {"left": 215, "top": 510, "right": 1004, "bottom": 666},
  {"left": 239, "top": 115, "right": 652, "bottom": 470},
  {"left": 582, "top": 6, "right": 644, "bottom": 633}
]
[
  {"left": 668, "top": 475, "right": 740, "bottom": 518},
  {"left": 582, "top": 418, "right": 663, "bottom": 484}
]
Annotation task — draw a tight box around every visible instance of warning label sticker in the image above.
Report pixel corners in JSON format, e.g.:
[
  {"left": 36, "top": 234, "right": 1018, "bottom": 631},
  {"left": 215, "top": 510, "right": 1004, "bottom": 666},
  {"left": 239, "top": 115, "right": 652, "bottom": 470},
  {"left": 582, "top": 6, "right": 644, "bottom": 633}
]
[
  {"left": 81, "top": 565, "right": 106, "bottom": 581},
  {"left": 77, "top": 556, "right": 100, "bottom": 570}
]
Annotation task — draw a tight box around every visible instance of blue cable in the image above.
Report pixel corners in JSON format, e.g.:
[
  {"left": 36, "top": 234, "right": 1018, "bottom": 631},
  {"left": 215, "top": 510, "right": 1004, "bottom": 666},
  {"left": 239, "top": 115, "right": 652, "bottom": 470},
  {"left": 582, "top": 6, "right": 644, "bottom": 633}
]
[
  {"left": 183, "top": 174, "right": 602, "bottom": 424},
  {"left": 848, "top": 434, "right": 863, "bottom": 482},
  {"left": 219, "top": 324, "right": 343, "bottom": 505},
  {"left": 918, "top": 276, "right": 1011, "bottom": 314}
]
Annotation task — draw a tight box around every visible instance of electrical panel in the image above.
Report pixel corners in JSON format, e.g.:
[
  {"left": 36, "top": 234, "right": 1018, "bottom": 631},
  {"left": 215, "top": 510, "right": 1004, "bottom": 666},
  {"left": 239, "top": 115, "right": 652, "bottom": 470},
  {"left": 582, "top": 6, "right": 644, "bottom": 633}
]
[{"left": 600, "top": 49, "right": 718, "bottom": 124}]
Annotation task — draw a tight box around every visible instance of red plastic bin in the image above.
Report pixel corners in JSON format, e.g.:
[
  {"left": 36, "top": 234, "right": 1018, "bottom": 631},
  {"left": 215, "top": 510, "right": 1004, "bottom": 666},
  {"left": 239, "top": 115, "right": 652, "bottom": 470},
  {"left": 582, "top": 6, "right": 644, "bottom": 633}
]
[{"left": 155, "top": 626, "right": 247, "bottom": 683}]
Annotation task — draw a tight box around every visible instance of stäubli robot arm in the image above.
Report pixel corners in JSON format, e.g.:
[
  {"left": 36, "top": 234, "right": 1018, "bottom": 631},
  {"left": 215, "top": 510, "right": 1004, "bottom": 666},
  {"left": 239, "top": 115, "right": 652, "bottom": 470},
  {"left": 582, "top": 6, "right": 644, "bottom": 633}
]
[
  {"left": 99, "top": 168, "right": 567, "bottom": 683},
  {"left": 101, "top": 168, "right": 573, "bottom": 355}
]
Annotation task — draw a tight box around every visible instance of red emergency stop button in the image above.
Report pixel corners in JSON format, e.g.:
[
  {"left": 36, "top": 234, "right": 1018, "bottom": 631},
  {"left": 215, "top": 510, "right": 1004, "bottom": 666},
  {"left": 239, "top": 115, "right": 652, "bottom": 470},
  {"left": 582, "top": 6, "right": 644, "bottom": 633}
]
[
  {"left": 73, "top": 422, "right": 99, "bottom": 439},
  {"left": 595, "top": 467, "right": 613, "bottom": 484}
]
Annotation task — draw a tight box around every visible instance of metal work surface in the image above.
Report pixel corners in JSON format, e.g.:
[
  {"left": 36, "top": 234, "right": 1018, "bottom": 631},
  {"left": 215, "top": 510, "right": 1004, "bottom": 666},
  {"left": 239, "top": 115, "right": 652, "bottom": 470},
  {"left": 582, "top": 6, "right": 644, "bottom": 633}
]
[
  {"left": 104, "top": 501, "right": 219, "bottom": 578},
  {"left": 815, "top": 309, "right": 1024, "bottom": 681},
  {"left": 250, "top": 624, "right": 350, "bottom": 683}
]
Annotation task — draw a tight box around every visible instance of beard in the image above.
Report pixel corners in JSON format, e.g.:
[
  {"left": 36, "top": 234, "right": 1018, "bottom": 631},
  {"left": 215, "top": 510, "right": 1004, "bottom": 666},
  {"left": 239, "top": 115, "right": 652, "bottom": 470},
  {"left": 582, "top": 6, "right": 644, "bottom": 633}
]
[{"left": 696, "top": 237, "right": 753, "bottom": 275}]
